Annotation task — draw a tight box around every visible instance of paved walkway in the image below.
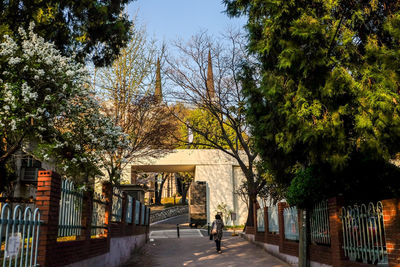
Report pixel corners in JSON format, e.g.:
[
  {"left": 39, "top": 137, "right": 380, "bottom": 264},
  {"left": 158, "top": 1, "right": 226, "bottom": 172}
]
[
  {"left": 147, "top": 234, "right": 289, "bottom": 267},
  {"left": 123, "top": 214, "right": 289, "bottom": 267}
]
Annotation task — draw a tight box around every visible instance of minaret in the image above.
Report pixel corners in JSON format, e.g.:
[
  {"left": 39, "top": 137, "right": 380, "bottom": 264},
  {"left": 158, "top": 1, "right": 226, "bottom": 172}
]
[
  {"left": 155, "top": 57, "right": 162, "bottom": 104},
  {"left": 206, "top": 50, "right": 215, "bottom": 99}
]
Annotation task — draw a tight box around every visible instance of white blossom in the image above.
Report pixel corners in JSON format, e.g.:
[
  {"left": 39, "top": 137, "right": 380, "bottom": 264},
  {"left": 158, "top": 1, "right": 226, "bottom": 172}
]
[{"left": 8, "top": 57, "right": 21, "bottom": 65}]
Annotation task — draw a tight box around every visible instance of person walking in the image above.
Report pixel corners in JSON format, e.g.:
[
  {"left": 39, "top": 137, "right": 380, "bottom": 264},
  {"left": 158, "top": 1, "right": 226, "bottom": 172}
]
[{"left": 211, "top": 214, "right": 224, "bottom": 253}]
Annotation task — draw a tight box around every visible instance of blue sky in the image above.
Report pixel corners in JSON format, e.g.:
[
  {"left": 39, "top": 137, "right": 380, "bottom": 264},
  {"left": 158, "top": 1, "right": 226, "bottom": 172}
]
[{"left": 127, "top": 0, "right": 246, "bottom": 43}]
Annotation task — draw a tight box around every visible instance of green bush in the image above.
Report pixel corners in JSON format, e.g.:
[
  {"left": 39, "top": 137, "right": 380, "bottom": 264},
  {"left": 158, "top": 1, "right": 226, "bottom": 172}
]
[{"left": 286, "top": 167, "right": 326, "bottom": 208}]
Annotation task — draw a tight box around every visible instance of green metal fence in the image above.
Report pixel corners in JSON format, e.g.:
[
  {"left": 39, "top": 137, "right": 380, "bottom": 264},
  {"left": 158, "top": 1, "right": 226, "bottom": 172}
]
[
  {"left": 268, "top": 205, "right": 279, "bottom": 233},
  {"left": 111, "top": 188, "right": 123, "bottom": 222},
  {"left": 91, "top": 193, "right": 107, "bottom": 237},
  {"left": 125, "top": 196, "right": 133, "bottom": 224},
  {"left": 341, "top": 202, "right": 387, "bottom": 265},
  {"left": 283, "top": 206, "right": 299, "bottom": 241},
  {"left": 0, "top": 204, "right": 41, "bottom": 267},
  {"left": 58, "top": 179, "right": 84, "bottom": 237},
  {"left": 257, "top": 208, "right": 265, "bottom": 232},
  {"left": 310, "top": 200, "right": 331, "bottom": 245}
]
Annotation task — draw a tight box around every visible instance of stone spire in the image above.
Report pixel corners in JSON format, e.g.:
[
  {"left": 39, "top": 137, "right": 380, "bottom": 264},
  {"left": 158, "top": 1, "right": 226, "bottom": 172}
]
[
  {"left": 155, "top": 57, "right": 162, "bottom": 103},
  {"left": 206, "top": 50, "right": 215, "bottom": 99}
]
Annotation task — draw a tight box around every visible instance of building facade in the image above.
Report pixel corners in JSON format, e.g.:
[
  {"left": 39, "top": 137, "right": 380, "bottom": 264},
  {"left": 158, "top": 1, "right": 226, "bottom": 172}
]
[{"left": 126, "top": 149, "right": 248, "bottom": 226}]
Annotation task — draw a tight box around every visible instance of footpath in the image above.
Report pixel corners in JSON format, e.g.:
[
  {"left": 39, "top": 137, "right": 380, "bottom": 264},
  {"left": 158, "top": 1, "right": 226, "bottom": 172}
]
[{"left": 123, "top": 214, "right": 289, "bottom": 267}]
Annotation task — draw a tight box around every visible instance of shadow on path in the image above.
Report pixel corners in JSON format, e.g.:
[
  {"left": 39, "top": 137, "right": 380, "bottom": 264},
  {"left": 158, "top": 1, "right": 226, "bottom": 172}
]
[{"left": 125, "top": 234, "right": 289, "bottom": 267}]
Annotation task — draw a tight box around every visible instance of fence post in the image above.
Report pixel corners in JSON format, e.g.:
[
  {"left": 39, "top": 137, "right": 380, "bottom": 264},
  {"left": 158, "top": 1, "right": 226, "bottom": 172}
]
[
  {"left": 328, "top": 197, "right": 345, "bottom": 267},
  {"left": 382, "top": 199, "right": 400, "bottom": 267},
  {"left": 36, "top": 170, "right": 61, "bottom": 267},
  {"left": 278, "top": 202, "right": 287, "bottom": 253}
]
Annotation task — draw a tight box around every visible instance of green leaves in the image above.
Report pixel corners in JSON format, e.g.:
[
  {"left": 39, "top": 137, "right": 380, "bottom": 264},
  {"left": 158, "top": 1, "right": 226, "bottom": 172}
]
[
  {"left": 0, "top": 0, "right": 133, "bottom": 66},
  {"left": 226, "top": 0, "right": 400, "bottom": 205}
]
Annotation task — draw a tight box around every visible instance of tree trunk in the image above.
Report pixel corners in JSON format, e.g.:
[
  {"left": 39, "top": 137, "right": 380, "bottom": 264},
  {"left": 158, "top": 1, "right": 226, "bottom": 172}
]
[
  {"left": 245, "top": 192, "right": 256, "bottom": 227},
  {"left": 155, "top": 181, "right": 161, "bottom": 205},
  {"left": 181, "top": 188, "right": 187, "bottom": 204},
  {"left": 181, "top": 181, "right": 191, "bottom": 204},
  {"left": 298, "top": 209, "right": 310, "bottom": 267},
  {"left": 155, "top": 178, "right": 166, "bottom": 205}
]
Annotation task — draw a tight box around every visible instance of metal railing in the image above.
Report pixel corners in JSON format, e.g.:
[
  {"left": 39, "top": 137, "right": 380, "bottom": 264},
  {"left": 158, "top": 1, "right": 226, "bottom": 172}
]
[
  {"left": 283, "top": 206, "right": 299, "bottom": 240},
  {"left": 111, "top": 188, "right": 123, "bottom": 222},
  {"left": 0, "top": 201, "right": 35, "bottom": 215},
  {"left": 310, "top": 200, "right": 331, "bottom": 245},
  {"left": 257, "top": 208, "right": 265, "bottom": 232},
  {"left": 91, "top": 193, "right": 107, "bottom": 237},
  {"left": 58, "top": 179, "right": 83, "bottom": 237},
  {"left": 134, "top": 200, "right": 140, "bottom": 225},
  {"left": 0, "top": 204, "right": 41, "bottom": 267},
  {"left": 125, "top": 196, "right": 133, "bottom": 224},
  {"left": 268, "top": 205, "right": 279, "bottom": 233},
  {"left": 341, "top": 202, "right": 387, "bottom": 265}
]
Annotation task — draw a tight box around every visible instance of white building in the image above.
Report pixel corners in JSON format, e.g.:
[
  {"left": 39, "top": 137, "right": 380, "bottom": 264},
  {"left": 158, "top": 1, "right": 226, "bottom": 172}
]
[{"left": 126, "top": 149, "right": 248, "bottom": 226}]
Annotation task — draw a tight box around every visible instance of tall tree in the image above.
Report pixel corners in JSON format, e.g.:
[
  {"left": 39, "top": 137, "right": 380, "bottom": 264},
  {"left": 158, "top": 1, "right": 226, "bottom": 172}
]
[
  {"left": 97, "top": 24, "right": 177, "bottom": 185},
  {"left": 224, "top": 0, "right": 400, "bottom": 205},
  {"left": 0, "top": 0, "right": 134, "bottom": 66},
  {"left": 166, "top": 30, "right": 262, "bottom": 227}
]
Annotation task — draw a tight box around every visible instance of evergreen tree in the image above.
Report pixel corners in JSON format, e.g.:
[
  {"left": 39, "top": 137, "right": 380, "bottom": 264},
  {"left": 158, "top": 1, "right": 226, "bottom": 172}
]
[{"left": 224, "top": 0, "right": 400, "bottom": 207}]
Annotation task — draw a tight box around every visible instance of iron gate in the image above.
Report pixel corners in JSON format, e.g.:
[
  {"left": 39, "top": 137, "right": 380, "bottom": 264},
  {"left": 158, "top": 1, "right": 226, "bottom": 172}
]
[{"left": 0, "top": 204, "right": 41, "bottom": 267}]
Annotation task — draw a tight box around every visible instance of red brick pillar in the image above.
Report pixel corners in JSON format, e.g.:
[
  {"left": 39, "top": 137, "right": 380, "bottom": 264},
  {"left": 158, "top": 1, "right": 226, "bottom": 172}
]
[
  {"left": 102, "top": 182, "right": 112, "bottom": 239},
  {"left": 328, "top": 197, "right": 345, "bottom": 267},
  {"left": 79, "top": 190, "right": 93, "bottom": 241},
  {"left": 382, "top": 199, "right": 400, "bottom": 267},
  {"left": 278, "top": 202, "right": 287, "bottom": 252},
  {"left": 36, "top": 170, "right": 61, "bottom": 267}
]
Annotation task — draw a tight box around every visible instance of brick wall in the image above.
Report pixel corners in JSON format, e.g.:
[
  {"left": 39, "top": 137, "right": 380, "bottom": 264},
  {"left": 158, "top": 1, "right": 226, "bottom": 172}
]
[
  {"left": 36, "top": 171, "right": 150, "bottom": 267},
  {"left": 382, "top": 199, "right": 400, "bottom": 267}
]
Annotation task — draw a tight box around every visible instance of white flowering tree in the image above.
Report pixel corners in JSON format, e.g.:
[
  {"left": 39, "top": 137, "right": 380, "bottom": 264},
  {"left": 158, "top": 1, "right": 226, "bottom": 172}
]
[{"left": 0, "top": 24, "right": 127, "bottom": 184}]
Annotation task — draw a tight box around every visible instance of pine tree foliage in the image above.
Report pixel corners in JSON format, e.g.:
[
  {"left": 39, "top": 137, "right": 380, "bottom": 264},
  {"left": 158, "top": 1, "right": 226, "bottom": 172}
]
[{"left": 225, "top": 0, "right": 400, "bottom": 206}]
